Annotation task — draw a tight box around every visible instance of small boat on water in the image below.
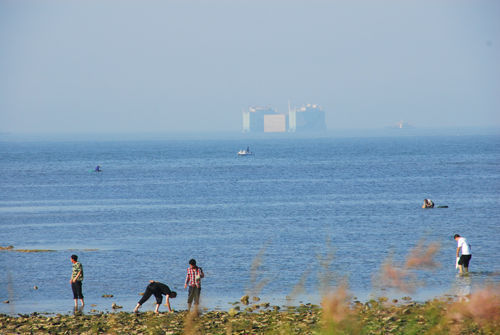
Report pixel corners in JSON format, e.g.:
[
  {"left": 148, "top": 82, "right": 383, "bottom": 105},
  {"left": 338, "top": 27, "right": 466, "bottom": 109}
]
[{"left": 238, "top": 147, "right": 253, "bottom": 156}]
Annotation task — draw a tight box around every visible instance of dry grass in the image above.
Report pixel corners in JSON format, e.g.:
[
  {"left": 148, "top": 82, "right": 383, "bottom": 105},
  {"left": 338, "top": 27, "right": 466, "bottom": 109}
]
[
  {"left": 447, "top": 284, "right": 500, "bottom": 333},
  {"left": 406, "top": 241, "right": 441, "bottom": 270},
  {"left": 321, "top": 282, "right": 353, "bottom": 324},
  {"left": 183, "top": 306, "right": 201, "bottom": 335},
  {"left": 286, "top": 268, "right": 310, "bottom": 305},
  {"left": 374, "top": 239, "right": 442, "bottom": 293},
  {"left": 316, "top": 238, "right": 337, "bottom": 295},
  {"left": 247, "top": 243, "right": 271, "bottom": 298},
  {"left": 375, "top": 256, "right": 417, "bottom": 293}
]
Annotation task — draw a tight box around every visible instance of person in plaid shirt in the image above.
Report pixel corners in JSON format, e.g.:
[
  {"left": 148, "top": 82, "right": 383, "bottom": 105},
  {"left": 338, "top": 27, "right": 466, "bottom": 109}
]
[{"left": 184, "top": 258, "right": 204, "bottom": 311}]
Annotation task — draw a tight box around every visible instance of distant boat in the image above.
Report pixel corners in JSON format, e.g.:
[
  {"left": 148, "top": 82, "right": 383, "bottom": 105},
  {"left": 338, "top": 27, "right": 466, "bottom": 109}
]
[{"left": 238, "top": 147, "right": 253, "bottom": 156}]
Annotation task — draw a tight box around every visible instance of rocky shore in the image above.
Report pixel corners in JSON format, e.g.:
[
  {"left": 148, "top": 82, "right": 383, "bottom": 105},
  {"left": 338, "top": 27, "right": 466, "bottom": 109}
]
[{"left": 1, "top": 292, "right": 498, "bottom": 334}]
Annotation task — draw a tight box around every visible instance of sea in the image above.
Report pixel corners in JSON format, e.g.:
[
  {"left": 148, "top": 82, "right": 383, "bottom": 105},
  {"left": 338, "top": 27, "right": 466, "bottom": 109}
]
[{"left": 1, "top": 132, "right": 499, "bottom": 315}]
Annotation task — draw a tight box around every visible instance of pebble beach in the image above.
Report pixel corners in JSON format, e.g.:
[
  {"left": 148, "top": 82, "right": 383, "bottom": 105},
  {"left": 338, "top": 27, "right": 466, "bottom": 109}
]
[{"left": 1, "top": 288, "right": 499, "bottom": 334}]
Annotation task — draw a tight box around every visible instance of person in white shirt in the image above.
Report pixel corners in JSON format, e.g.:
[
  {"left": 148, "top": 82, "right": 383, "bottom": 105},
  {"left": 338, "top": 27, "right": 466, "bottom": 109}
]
[{"left": 454, "top": 234, "right": 471, "bottom": 274}]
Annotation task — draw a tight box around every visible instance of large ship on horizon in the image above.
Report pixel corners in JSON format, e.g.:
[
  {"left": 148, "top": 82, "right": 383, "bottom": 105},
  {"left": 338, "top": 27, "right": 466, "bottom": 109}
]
[{"left": 242, "top": 103, "right": 326, "bottom": 133}]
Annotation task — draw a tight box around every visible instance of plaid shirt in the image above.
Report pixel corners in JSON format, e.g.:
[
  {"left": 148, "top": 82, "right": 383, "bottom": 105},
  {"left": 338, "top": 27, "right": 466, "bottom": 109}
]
[{"left": 185, "top": 267, "right": 203, "bottom": 288}]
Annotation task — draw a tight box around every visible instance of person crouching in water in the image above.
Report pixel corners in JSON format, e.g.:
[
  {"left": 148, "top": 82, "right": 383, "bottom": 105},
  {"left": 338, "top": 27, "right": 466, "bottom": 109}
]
[
  {"left": 422, "top": 199, "right": 434, "bottom": 208},
  {"left": 133, "top": 280, "right": 177, "bottom": 313}
]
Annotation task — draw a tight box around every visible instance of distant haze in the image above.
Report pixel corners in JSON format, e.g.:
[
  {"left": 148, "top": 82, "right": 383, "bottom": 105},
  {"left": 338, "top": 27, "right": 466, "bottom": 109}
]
[{"left": 1, "top": 0, "right": 499, "bottom": 134}]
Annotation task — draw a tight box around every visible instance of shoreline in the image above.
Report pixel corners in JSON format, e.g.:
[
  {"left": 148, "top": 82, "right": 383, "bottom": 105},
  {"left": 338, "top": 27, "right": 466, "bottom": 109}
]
[
  {"left": 0, "top": 287, "right": 467, "bottom": 317},
  {"left": 1, "top": 291, "right": 498, "bottom": 335},
  {"left": 0, "top": 275, "right": 488, "bottom": 317}
]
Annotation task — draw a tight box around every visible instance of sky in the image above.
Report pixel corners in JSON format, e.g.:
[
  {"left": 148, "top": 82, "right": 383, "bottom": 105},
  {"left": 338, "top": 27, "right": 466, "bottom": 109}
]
[{"left": 1, "top": 0, "right": 499, "bottom": 134}]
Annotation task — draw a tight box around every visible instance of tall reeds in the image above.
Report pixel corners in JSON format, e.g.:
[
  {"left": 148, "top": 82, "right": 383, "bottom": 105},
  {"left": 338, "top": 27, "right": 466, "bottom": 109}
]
[{"left": 373, "top": 239, "right": 441, "bottom": 293}]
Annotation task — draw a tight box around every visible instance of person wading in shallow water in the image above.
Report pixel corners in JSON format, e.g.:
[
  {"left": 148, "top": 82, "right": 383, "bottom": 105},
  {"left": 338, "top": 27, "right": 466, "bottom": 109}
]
[
  {"left": 454, "top": 234, "right": 472, "bottom": 274},
  {"left": 184, "top": 259, "right": 204, "bottom": 311},
  {"left": 422, "top": 199, "right": 434, "bottom": 208},
  {"left": 70, "top": 254, "right": 84, "bottom": 309}
]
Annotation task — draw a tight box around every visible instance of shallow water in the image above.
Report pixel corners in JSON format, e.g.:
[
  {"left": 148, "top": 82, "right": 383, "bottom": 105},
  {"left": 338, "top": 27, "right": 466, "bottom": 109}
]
[{"left": 1, "top": 135, "right": 499, "bottom": 314}]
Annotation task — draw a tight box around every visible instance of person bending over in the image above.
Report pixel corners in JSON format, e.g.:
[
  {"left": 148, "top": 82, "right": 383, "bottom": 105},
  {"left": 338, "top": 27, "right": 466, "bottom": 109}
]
[
  {"left": 454, "top": 234, "right": 472, "bottom": 274},
  {"left": 422, "top": 199, "right": 434, "bottom": 208},
  {"left": 133, "top": 280, "right": 177, "bottom": 313}
]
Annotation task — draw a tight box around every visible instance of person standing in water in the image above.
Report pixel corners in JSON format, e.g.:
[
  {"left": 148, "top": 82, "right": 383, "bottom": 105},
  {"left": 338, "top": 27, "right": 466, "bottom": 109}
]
[
  {"left": 184, "top": 259, "right": 204, "bottom": 311},
  {"left": 70, "top": 254, "right": 84, "bottom": 309},
  {"left": 454, "top": 234, "right": 472, "bottom": 274}
]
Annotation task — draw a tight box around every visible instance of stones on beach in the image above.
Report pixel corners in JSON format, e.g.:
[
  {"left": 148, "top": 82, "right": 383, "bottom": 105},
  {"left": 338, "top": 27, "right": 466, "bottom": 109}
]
[
  {"left": 3, "top": 297, "right": 492, "bottom": 334},
  {"left": 252, "top": 296, "right": 260, "bottom": 302},
  {"left": 111, "top": 303, "right": 122, "bottom": 309},
  {"left": 3, "top": 300, "right": 9, "bottom": 304},
  {"left": 102, "top": 294, "right": 114, "bottom": 298},
  {"left": 240, "top": 295, "right": 249, "bottom": 305},
  {"left": 0, "top": 309, "right": 322, "bottom": 333},
  {"left": 33, "top": 286, "right": 38, "bottom": 290},
  {"left": 402, "top": 308, "right": 412, "bottom": 315}
]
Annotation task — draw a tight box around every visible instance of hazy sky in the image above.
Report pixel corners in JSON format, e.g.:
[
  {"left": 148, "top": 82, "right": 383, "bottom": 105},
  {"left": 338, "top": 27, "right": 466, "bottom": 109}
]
[{"left": 1, "top": 0, "right": 499, "bottom": 133}]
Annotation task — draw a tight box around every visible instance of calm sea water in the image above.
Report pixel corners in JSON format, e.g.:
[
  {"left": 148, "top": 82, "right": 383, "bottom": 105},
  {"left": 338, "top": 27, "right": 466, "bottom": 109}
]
[{"left": 1, "top": 135, "right": 499, "bottom": 314}]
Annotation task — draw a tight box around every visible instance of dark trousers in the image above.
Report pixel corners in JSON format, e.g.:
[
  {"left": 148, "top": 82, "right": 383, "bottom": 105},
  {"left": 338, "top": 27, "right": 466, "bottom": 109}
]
[
  {"left": 187, "top": 286, "right": 201, "bottom": 304},
  {"left": 459, "top": 254, "right": 472, "bottom": 267},
  {"left": 71, "top": 281, "right": 84, "bottom": 299},
  {"left": 138, "top": 284, "right": 163, "bottom": 305}
]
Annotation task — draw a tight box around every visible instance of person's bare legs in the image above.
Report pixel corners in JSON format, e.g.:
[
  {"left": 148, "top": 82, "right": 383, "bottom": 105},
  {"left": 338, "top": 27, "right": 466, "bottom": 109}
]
[{"left": 133, "top": 303, "right": 141, "bottom": 313}]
